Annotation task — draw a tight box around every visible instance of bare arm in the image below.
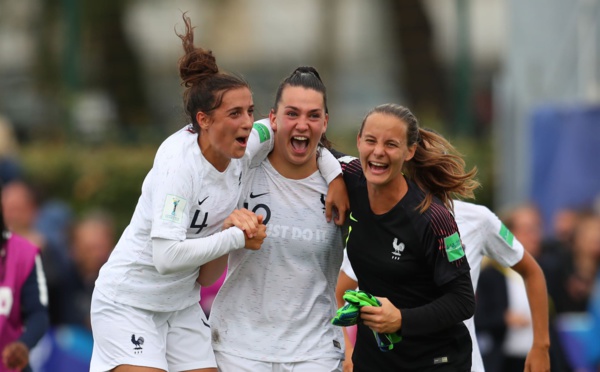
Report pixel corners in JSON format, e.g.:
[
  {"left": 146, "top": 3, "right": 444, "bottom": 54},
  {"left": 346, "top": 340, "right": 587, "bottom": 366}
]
[
  {"left": 336, "top": 269, "right": 358, "bottom": 372},
  {"left": 511, "top": 251, "right": 551, "bottom": 372}
]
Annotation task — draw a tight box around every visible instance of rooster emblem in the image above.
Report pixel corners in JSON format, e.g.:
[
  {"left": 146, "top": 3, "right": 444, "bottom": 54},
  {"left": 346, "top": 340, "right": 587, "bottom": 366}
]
[{"left": 131, "top": 334, "right": 144, "bottom": 352}]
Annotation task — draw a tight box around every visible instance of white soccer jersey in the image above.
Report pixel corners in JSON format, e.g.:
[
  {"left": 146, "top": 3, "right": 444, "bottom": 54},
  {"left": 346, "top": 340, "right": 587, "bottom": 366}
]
[
  {"left": 95, "top": 124, "right": 273, "bottom": 312},
  {"left": 340, "top": 200, "right": 525, "bottom": 372},
  {"left": 454, "top": 200, "right": 524, "bottom": 372},
  {"left": 210, "top": 159, "right": 345, "bottom": 363}
]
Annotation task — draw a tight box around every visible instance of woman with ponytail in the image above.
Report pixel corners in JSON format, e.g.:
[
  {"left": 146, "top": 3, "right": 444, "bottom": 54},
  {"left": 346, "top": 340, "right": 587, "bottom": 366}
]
[
  {"left": 337, "top": 103, "right": 479, "bottom": 371},
  {"left": 89, "top": 14, "right": 270, "bottom": 372},
  {"left": 209, "top": 66, "right": 346, "bottom": 372}
]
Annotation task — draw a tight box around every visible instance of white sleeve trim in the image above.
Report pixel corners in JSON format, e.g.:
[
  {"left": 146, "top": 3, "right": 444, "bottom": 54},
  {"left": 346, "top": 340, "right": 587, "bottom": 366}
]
[
  {"left": 152, "top": 227, "right": 245, "bottom": 275},
  {"left": 35, "top": 255, "right": 48, "bottom": 306},
  {"left": 318, "top": 148, "right": 342, "bottom": 184}
]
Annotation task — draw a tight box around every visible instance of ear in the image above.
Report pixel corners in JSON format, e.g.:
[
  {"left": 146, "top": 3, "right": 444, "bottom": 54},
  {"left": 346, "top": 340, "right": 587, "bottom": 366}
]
[
  {"left": 269, "top": 110, "right": 278, "bottom": 132},
  {"left": 196, "top": 111, "right": 210, "bottom": 130},
  {"left": 322, "top": 113, "right": 329, "bottom": 134},
  {"left": 356, "top": 132, "right": 362, "bottom": 148},
  {"left": 405, "top": 143, "right": 417, "bottom": 162}
]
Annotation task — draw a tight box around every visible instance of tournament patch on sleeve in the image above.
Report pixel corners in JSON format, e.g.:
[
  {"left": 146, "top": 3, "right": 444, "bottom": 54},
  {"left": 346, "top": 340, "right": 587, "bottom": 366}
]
[
  {"left": 161, "top": 194, "right": 187, "bottom": 223},
  {"left": 499, "top": 223, "right": 514, "bottom": 247},
  {"left": 253, "top": 122, "right": 271, "bottom": 143},
  {"left": 444, "top": 232, "right": 465, "bottom": 262}
]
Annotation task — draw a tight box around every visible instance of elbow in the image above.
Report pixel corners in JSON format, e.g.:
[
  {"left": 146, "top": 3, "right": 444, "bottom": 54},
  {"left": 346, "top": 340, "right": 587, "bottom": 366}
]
[
  {"left": 153, "top": 252, "right": 177, "bottom": 275},
  {"left": 463, "top": 290, "right": 476, "bottom": 319},
  {"left": 466, "top": 294, "right": 476, "bottom": 319}
]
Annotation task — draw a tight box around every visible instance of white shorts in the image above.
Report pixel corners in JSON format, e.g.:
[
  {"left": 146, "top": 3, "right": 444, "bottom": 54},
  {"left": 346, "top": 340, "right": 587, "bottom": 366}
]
[
  {"left": 214, "top": 351, "right": 342, "bottom": 372},
  {"left": 90, "top": 290, "right": 216, "bottom": 372}
]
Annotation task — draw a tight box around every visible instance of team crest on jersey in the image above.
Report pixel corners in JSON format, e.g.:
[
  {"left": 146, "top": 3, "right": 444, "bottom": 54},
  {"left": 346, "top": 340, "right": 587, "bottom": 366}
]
[
  {"left": 444, "top": 232, "right": 465, "bottom": 262},
  {"left": 131, "top": 334, "right": 144, "bottom": 354},
  {"left": 391, "top": 238, "right": 405, "bottom": 260},
  {"left": 161, "top": 194, "right": 187, "bottom": 223}
]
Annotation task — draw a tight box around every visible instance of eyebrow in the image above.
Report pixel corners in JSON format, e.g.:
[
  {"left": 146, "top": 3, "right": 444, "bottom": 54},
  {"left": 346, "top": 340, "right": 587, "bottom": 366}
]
[
  {"left": 226, "top": 104, "right": 254, "bottom": 113},
  {"left": 284, "top": 105, "right": 322, "bottom": 113}
]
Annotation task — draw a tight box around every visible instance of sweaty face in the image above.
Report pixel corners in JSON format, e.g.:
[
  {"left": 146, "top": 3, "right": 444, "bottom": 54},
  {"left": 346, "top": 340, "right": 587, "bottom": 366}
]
[
  {"left": 199, "top": 87, "right": 254, "bottom": 171},
  {"left": 269, "top": 86, "right": 327, "bottom": 178},
  {"left": 357, "top": 112, "right": 416, "bottom": 188}
]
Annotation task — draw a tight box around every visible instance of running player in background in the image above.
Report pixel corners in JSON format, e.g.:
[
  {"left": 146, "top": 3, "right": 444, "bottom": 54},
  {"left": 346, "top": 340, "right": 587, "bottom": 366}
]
[
  {"left": 209, "top": 66, "right": 347, "bottom": 372},
  {"left": 336, "top": 199, "right": 551, "bottom": 372},
  {"left": 336, "top": 104, "right": 479, "bottom": 371},
  {"left": 0, "top": 180, "right": 49, "bottom": 372}
]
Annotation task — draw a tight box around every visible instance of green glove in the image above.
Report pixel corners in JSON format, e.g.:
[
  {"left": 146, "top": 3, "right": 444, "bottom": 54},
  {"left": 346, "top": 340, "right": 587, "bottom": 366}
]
[{"left": 332, "top": 289, "right": 402, "bottom": 352}]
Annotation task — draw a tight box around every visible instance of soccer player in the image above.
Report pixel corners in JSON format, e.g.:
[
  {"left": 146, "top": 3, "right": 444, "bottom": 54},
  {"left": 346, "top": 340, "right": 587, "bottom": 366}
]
[
  {"left": 336, "top": 199, "right": 551, "bottom": 372},
  {"left": 0, "top": 180, "right": 50, "bottom": 372},
  {"left": 209, "top": 67, "right": 346, "bottom": 371},
  {"left": 336, "top": 104, "right": 479, "bottom": 371}
]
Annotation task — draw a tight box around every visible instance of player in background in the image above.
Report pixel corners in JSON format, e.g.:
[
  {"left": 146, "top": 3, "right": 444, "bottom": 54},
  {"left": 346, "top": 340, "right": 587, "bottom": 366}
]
[
  {"left": 336, "top": 103, "right": 479, "bottom": 371},
  {"left": 0, "top": 180, "right": 50, "bottom": 372},
  {"left": 336, "top": 199, "right": 551, "bottom": 372},
  {"left": 209, "top": 66, "right": 347, "bottom": 372}
]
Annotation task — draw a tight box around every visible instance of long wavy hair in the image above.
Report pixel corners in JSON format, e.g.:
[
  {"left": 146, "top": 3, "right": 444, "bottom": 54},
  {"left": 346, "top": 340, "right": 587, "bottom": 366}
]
[{"left": 359, "top": 104, "right": 480, "bottom": 213}]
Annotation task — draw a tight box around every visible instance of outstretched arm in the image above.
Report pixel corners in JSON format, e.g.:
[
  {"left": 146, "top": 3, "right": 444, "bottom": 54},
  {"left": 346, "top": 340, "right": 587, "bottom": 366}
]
[{"left": 511, "top": 251, "right": 551, "bottom": 372}]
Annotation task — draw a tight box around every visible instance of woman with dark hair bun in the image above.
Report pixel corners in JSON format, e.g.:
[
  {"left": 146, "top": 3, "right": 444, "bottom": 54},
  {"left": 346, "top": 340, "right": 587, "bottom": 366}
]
[{"left": 89, "top": 14, "right": 269, "bottom": 372}]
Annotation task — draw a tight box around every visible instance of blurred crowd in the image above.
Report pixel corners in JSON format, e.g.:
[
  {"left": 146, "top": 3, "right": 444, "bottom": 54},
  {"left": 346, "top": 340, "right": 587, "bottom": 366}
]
[{"left": 2, "top": 112, "right": 600, "bottom": 371}]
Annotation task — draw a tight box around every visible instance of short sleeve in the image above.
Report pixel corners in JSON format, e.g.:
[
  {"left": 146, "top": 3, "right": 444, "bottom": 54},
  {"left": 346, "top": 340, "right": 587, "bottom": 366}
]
[
  {"left": 422, "top": 204, "right": 471, "bottom": 287},
  {"left": 247, "top": 119, "right": 275, "bottom": 168},
  {"left": 481, "top": 207, "right": 524, "bottom": 267}
]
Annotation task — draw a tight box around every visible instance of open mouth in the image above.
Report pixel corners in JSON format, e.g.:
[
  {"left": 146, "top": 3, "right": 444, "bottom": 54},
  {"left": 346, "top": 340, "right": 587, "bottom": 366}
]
[
  {"left": 368, "top": 161, "right": 389, "bottom": 173},
  {"left": 291, "top": 136, "right": 309, "bottom": 151},
  {"left": 236, "top": 136, "right": 249, "bottom": 146}
]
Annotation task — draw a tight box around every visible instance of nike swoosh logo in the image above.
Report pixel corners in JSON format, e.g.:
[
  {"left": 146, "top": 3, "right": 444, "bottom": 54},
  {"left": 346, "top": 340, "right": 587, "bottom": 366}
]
[
  {"left": 349, "top": 212, "right": 357, "bottom": 222},
  {"left": 198, "top": 196, "right": 209, "bottom": 205},
  {"left": 249, "top": 192, "right": 269, "bottom": 199}
]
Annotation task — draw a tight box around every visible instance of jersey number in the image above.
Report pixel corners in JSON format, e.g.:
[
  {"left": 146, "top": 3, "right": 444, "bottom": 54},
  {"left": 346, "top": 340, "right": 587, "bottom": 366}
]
[
  {"left": 190, "top": 210, "right": 208, "bottom": 234},
  {"left": 243, "top": 202, "right": 271, "bottom": 225}
]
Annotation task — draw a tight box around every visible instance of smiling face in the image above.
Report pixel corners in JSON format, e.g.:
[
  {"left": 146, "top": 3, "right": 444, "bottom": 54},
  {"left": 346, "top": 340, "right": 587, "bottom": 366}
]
[
  {"left": 357, "top": 112, "right": 416, "bottom": 189},
  {"left": 197, "top": 87, "right": 254, "bottom": 171},
  {"left": 268, "top": 86, "right": 328, "bottom": 179}
]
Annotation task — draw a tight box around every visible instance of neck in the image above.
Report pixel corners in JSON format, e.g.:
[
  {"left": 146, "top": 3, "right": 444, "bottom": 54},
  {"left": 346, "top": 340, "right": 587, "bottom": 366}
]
[
  {"left": 198, "top": 135, "right": 230, "bottom": 172},
  {"left": 267, "top": 150, "right": 317, "bottom": 180},
  {"left": 367, "top": 176, "right": 409, "bottom": 214}
]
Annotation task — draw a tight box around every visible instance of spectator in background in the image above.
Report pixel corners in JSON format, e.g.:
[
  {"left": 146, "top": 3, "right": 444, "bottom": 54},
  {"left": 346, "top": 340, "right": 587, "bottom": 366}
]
[
  {"left": 53, "top": 211, "right": 114, "bottom": 329},
  {"left": 0, "top": 180, "right": 49, "bottom": 372},
  {"left": 1, "top": 180, "right": 70, "bottom": 326},
  {"left": 1, "top": 181, "right": 45, "bottom": 249},
  {"left": 560, "top": 212, "right": 600, "bottom": 313},
  {"left": 493, "top": 203, "right": 573, "bottom": 372}
]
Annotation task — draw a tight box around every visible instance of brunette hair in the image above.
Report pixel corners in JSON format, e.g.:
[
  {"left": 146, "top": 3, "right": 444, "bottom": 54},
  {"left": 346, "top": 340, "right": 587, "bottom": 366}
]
[
  {"left": 272, "top": 66, "right": 332, "bottom": 149},
  {"left": 176, "top": 13, "right": 250, "bottom": 132},
  {"left": 359, "top": 103, "right": 479, "bottom": 212}
]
